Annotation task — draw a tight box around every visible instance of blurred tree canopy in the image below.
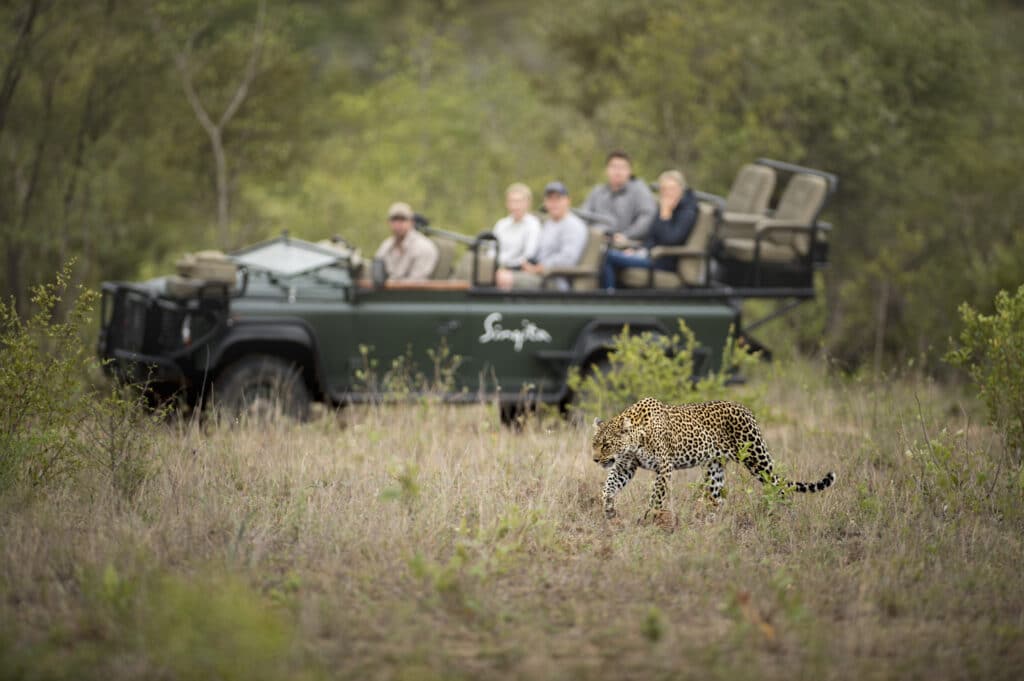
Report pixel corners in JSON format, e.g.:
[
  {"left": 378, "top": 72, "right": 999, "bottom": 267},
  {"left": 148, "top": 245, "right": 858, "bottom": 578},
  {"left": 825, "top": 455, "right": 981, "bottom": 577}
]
[{"left": 1, "top": 0, "right": 1021, "bottom": 369}]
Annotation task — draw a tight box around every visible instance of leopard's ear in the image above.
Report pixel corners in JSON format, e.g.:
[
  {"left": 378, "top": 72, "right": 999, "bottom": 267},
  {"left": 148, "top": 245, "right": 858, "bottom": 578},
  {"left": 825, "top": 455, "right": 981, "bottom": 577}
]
[
  {"left": 593, "top": 417, "right": 604, "bottom": 428},
  {"left": 620, "top": 416, "right": 632, "bottom": 431}
]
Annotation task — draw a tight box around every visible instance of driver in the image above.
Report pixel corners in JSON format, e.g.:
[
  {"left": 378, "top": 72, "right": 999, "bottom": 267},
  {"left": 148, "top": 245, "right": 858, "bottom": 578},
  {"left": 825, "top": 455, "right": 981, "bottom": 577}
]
[{"left": 374, "top": 202, "right": 439, "bottom": 281}]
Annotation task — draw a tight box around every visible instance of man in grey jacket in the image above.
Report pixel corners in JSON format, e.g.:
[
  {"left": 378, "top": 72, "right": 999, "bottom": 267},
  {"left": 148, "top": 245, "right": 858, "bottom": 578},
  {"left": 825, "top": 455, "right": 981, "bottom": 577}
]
[
  {"left": 580, "top": 150, "right": 656, "bottom": 247},
  {"left": 496, "top": 181, "right": 588, "bottom": 291}
]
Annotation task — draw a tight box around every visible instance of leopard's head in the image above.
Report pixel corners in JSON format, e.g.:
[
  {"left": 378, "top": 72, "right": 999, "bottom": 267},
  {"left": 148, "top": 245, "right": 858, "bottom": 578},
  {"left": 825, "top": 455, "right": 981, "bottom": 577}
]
[{"left": 592, "top": 414, "right": 633, "bottom": 468}]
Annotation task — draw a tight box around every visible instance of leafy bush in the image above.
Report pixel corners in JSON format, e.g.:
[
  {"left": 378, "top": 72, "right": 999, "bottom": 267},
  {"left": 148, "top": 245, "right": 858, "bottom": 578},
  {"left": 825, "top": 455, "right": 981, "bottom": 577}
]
[
  {"left": 567, "top": 320, "right": 762, "bottom": 419},
  {"left": 0, "top": 264, "right": 161, "bottom": 501},
  {"left": 0, "top": 264, "right": 97, "bottom": 491},
  {"left": 946, "top": 284, "right": 1024, "bottom": 461},
  {"left": 81, "top": 382, "right": 168, "bottom": 506}
]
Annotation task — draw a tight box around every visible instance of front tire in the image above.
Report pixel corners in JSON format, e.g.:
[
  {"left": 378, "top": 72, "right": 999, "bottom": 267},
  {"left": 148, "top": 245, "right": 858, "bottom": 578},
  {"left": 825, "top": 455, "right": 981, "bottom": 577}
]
[{"left": 214, "top": 354, "right": 312, "bottom": 422}]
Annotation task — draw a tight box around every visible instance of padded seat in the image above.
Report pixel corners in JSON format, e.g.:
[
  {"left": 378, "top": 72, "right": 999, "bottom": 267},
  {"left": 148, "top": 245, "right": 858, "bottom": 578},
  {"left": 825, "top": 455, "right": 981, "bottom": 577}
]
[
  {"left": 714, "top": 166, "right": 835, "bottom": 288},
  {"left": 543, "top": 225, "right": 608, "bottom": 290},
  {"left": 719, "top": 173, "right": 829, "bottom": 262},
  {"left": 618, "top": 202, "right": 717, "bottom": 288},
  {"left": 718, "top": 236, "right": 799, "bottom": 263},
  {"left": 430, "top": 237, "right": 458, "bottom": 279},
  {"left": 714, "top": 164, "right": 777, "bottom": 240}
]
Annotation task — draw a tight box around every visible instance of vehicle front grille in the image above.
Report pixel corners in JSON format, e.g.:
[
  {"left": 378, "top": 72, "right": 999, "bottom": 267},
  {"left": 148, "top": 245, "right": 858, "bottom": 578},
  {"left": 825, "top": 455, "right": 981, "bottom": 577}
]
[{"left": 117, "top": 292, "right": 150, "bottom": 353}]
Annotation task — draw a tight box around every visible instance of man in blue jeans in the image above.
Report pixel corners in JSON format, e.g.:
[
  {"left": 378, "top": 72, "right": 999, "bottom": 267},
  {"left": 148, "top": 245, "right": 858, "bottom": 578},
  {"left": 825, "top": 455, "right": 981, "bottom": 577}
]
[{"left": 600, "top": 170, "right": 698, "bottom": 290}]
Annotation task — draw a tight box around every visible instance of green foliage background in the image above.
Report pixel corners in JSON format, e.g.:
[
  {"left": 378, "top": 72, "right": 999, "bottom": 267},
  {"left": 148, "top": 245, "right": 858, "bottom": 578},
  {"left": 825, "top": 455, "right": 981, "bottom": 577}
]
[{"left": 2, "top": 0, "right": 1022, "bottom": 369}]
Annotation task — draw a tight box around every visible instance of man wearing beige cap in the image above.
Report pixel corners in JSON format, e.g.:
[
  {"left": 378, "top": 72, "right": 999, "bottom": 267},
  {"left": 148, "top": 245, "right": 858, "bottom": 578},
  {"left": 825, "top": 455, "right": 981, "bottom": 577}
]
[{"left": 374, "top": 202, "right": 439, "bottom": 281}]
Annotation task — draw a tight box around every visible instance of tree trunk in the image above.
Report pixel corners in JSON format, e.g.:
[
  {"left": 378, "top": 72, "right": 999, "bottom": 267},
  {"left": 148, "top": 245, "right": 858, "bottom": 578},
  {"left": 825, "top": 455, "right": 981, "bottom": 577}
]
[
  {"left": 0, "top": 0, "right": 41, "bottom": 138},
  {"left": 211, "top": 127, "right": 229, "bottom": 247},
  {"left": 4, "top": 236, "right": 24, "bottom": 318},
  {"left": 873, "top": 278, "right": 890, "bottom": 377},
  {"left": 148, "top": 1, "right": 265, "bottom": 250}
]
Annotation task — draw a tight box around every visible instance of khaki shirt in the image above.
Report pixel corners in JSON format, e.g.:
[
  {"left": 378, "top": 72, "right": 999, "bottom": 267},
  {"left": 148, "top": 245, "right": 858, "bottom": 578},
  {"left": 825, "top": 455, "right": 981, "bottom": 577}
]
[{"left": 375, "top": 230, "right": 439, "bottom": 281}]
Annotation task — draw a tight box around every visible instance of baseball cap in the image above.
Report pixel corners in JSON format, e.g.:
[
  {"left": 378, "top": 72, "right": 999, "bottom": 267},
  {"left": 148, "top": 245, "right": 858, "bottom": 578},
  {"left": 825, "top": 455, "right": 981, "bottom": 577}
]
[
  {"left": 387, "top": 202, "right": 414, "bottom": 220},
  {"left": 543, "top": 181, "right": 569, "bottom": 196}
]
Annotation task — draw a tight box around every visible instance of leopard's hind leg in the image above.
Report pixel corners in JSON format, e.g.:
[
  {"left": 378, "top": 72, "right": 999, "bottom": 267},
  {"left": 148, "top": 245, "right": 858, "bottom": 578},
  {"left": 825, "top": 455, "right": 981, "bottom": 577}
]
[{"left": 737, "top": 438, "right": 786, "bottom": 490}]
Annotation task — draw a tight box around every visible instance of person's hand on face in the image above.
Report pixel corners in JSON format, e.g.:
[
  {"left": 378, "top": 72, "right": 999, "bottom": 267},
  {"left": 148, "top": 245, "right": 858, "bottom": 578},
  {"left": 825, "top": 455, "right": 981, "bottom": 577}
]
[{"left": 658, "top": 178, "right": 682, "bottom": 219}]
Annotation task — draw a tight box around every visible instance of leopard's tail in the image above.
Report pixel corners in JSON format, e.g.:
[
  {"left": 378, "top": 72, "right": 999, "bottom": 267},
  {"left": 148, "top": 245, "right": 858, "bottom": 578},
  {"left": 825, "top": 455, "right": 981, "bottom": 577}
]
[{"left": 788, "top": 471, "right": 836, "bottom": 493}]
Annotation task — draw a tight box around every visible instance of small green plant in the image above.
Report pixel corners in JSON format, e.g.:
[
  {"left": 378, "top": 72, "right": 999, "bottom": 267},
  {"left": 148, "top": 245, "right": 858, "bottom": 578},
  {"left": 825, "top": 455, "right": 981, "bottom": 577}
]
[
  {"left": 641, "top": 606, "right": 666, "bottom": 643},
  {"left": 408, "top": 507, "right": 555, "bottom": 620},
  {"left": 906, "top": 426, "right": 1002, "bottom": 517},
  {"left": 946, "top": 284, "right": 1024, "bottom": 462},
  {"left": 81, "top": 380, "right": 168, "bottom": 506},
  {"left": 568, "top": 320, "right": 761, "bottom": 418},
  {"left": 380, "top": 461, "right": 421, "bottom": 510},
  {"left": 354, "top": 340, "right": 463, "bottom": 402}
]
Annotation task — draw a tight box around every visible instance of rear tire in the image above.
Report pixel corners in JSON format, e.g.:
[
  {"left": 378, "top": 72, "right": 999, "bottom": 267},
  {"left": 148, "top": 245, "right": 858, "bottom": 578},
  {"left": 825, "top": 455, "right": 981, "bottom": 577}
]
[{"left": 214, "top": 354, "right": 312, "bottom": 422}]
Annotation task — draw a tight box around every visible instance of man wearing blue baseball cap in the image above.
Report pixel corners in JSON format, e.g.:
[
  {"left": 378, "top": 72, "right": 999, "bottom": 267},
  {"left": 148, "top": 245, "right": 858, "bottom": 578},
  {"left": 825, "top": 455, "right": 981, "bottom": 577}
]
[{"left": 496, "top": 181, "right": 588, "bottom": 291}]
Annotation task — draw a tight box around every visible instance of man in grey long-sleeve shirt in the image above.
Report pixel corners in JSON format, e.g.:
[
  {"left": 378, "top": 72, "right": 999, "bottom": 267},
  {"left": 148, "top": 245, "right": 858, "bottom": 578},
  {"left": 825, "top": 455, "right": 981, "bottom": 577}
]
[
  {"left": 580, "top": 150, "right": 656, "bottom": 246},
  {"left": 496, "top": 181, "right": 588, "bottom": 291}
]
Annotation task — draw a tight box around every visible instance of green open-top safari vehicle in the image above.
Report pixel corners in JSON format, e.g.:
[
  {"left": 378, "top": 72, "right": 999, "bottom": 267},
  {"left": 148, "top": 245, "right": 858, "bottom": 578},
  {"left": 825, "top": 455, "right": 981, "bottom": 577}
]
[{"left": 97, "top": 159, "right": 837, "bottom": 421}]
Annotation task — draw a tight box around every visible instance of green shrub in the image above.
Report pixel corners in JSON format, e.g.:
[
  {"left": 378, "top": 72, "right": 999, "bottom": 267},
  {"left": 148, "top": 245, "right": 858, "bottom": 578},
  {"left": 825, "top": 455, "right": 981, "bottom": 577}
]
[
  {"left": 946, "top": 284, "right": 1024, "bottom": 462},
  {"left": 81, "top": 382, "right": 168, "bottom": 506},
  {"left": 567, "top": 320, "right": 762, "bottom": 419},
  {"left": 0, "top": 263, "right": 97, "bottom": 491},
  {"left": 0, "top": 264, "right": 161, "bottom": 501}
]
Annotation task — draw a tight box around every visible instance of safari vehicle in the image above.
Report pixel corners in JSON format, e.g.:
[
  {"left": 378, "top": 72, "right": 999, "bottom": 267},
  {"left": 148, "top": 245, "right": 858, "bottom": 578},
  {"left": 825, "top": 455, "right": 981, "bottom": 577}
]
[{"left": 97, "top": 159, "right": 837, "bottom": 421}]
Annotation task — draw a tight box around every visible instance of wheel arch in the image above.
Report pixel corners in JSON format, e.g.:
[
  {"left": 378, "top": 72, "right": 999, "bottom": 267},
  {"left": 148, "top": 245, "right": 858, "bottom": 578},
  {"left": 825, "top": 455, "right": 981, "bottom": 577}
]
[
  {"left": 554, "top": 317, "right": 670, "bottom": 410},
  {"left": 569, "top": 317, "right": 671, "bottom": 370},
  {"left": 206, "top": 320, "right": 326, "bottom": 401}
]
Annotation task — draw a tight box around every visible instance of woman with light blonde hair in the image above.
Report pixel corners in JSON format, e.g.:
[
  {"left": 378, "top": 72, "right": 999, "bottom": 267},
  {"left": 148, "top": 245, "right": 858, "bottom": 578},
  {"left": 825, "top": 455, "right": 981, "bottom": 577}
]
[
  {"left": 599, "top": 168, "right": 698, "bottom": 290},
  {"left": 490, "top": 182, "right": 541, "bottom": 269}
]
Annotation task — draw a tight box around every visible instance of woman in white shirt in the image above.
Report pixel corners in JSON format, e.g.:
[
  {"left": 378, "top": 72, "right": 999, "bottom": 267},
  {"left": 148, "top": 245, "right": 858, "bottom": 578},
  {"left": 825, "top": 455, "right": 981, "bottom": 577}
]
[{"left": 491, "top": 183, "right": 541, "bottom": 269}]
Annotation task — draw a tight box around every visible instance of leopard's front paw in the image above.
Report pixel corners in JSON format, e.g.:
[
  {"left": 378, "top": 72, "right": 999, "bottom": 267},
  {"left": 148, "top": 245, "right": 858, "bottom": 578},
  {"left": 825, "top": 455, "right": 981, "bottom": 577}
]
[{"left": 604, "top": 507, "right": 618, "bottom": 520}]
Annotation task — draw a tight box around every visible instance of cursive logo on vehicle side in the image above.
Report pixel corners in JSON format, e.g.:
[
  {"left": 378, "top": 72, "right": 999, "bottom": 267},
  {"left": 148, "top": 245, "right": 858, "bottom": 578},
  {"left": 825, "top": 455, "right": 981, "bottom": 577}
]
[{"left": 478, "top": 312, "right": 552, "bottom": 352}]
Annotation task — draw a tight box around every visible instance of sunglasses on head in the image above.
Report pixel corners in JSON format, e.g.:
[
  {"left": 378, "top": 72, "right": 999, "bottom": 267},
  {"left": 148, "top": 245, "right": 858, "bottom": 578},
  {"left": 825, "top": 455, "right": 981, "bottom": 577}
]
[{"left": 389, "top": 215, "right": 410, "bottom": 222}]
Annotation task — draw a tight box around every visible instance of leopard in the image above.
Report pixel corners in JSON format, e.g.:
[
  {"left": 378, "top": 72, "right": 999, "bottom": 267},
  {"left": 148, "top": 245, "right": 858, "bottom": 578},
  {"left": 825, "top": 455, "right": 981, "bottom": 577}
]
[{"left": 592, "top": 397, "right": 835, "bottom": 521}]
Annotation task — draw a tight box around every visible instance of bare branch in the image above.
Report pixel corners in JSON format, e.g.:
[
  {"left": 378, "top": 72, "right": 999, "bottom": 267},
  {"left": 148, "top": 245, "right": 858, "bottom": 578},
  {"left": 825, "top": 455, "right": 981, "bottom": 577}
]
[
  {"left": 146, "top": 5, "right": 218, "bottom": 137},
  {"left": 218, "top": 0, "right": 266, "bottom": 129},
  {"left": 145, "top": 0, "right": 267, "bottom": 244}
]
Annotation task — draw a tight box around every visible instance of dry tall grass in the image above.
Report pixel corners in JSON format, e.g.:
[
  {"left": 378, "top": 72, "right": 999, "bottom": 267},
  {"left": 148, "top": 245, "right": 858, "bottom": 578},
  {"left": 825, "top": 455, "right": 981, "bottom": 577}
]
[{"left": 2, "top": 360, "right": 1022, "bottom": 680}]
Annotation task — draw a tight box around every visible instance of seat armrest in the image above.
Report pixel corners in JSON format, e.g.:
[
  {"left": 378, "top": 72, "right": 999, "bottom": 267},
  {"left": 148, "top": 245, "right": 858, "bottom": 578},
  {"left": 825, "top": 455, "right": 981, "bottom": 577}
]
[
  {"left": 721, "top": 211, "right": 763, "bottom": 225},
  {"left": 543, "top": 265, "right": 598, "bottom": 279},
  {"left": 611, "top": 237, "right": 643, "bottom": 249},
  {"left": 754, "top": 218, "right": 813, "bottom": 233},
  {"left": 649, "top": 245, "right": 707, "bottom": 258}
]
